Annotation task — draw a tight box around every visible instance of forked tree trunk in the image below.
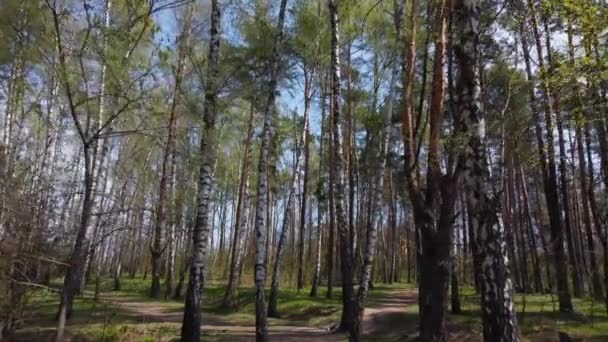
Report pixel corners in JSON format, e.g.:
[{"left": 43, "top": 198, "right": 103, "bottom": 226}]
[
  {"left": 54, "top": 2, "right": 113, "bottom": 338},
  {"left": 417, "top": 0, "right": 455, "bottom": 339},
  {"left": 396, "top": 0, "right": 459, "bottom": 339}
]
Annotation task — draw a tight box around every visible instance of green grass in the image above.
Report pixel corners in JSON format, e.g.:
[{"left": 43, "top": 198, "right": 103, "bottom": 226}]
[
  {"left": 444, "top": 287, "right": 608, "bottom": 340},
  {"left": 18, "top": 277, "right": 352, "bottom": 340},
  {"left": 18, "top": 277, "right": 608, "bottom": 341}
]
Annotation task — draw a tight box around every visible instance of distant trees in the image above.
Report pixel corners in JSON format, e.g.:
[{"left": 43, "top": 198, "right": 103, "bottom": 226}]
[
  {"left": 1, "top": 0, "right": 608, "bottom": 341},
  {"left": 48, "top": 0, "right": 160, "bottom": 339}
]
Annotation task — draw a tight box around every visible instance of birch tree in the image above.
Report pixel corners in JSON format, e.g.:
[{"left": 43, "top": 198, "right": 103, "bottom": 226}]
[
  {"left": 455, "top": 0, "right": 518, "bottom": 339},
  {"left": 180, "top": 0, "right": 221, "bottom": 340},
  {"left": 252, "top": 0, "right": 289, "bottom": 339}
]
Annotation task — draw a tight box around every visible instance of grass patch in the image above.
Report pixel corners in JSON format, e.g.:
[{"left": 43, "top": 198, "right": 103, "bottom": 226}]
[
  {"left": 20, "top": 276, "right": 608, "bottom": 341},
  {"left": 19, "top": 277, "right": 356, "bottom": 340},
  {"left": 448, "top": 287, "right": 608, "bottom": 340}
]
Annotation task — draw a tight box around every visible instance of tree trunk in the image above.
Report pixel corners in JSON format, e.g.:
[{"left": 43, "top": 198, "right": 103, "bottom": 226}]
[
  {"left": 174, "top": 224, "right": 191, "bottom": 300},
  {"left": 327, "top": 71, "right": 336, "bottom": 299},
  {"left": 54, "top": 2, "right": 113, "bottom": 337},
  {"left": 538, "top": 15, "right": 583, "bottom": 299},
  {"left": 455, "top": 0, "right": 518, "bottom": 339},
  {"left": 451, "top": 257, "right": 461, "bottom": 314},
  {"left": 297, "top": 106, "right": 310, "bottom": 293},
  {"left": 180, "top": 1, "right": 221, "bottom": 340},
  {"left": 311, "top": 78, "right": 327, "bottom": 298},
  {"left": 351, "top": 66, "right": 396, "bottom": 341},
  {"left": 165, "top": 151, "right": 180, "bottom": 299},
  {"left": 389, "top": 173, "right": 398, "bottom": 284},
  {"left": 518, "top": 165, "right": 544, "bottom": 293},
  {"left": 417, "top": 221, "right": 453, "bottom": 342},
  {"left": 520, "top": 12, "right": 573, "bottom": 311},
  {"left": 57, "top": 145, "right": 94, "bottom": 328},
  {"left": 223, "top": 101, "right": 255, "bottom": 309},
  {"left": 150, "top": 39, "right": 183, "bottom": 298},
  {"left": 328, "top": 0, "right": 356, "bottom": 333},
  {"left": 252, "top": 0, "right": 288, "bottom": 339},
  {"left": 579, "top": 29, "right": 608, "bottom": 310},
  {"left": 575, "top": 122, "right": 603, "bottom": 299},
  {"left": 268, "top": 110, "right": 310, "bottom": 317}
]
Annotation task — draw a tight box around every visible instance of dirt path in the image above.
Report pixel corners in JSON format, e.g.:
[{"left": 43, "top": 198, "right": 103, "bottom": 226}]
[
  {"left": 103, "top": 289, "right": 418, "bottom": 341},
  {"left": 363, "top": 289, "right": 418, "bottom": 336}
]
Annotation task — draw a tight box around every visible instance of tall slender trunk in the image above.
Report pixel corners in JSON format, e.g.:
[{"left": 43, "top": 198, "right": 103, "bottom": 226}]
[
  {"left": 311, "top": 82, "right": 328, "bottom": 298},
  {"left": 510, "top": 167, "right": 529, "bottom": 292},
  {"left": 328, "top": 0, "right": 356, "bottom": 332},
  {"left": 451, "top": 255, "right": 461, "bottom": 314},
  {"left": 164, "top": 150, "right": 179, "bottom": 299},
  {"left": 584, "top": 121, "right": 606, "bottom": 300},
  {"left": 545, "top": 22, "right": 583, "bottom": 298},
  {"left": 180, "top": 1, "right": 221, "bottom": 340},
  {"left": 268, "top": 112, "right": 310, "bottom": 317},
  {"left": 580, "top": 29, "right": 608, "bottom": 311},
  {"left": 520, "top": 8, "right": 572, "bottom": 311},
  {"left": 310, "top": 210, "right": 323, "bottom": 297},
  {"left": 252, "top": 0, "right": 288, "bottom": 339},
  {"left": 388, "top": 173, "right": 398, "bottom": 284},
  {"left": 517, "top": 164, "right": 543, "bottom": 293},
  {"left": 351, "top": 67, "right": 396, "bottom": 341},
  {"left": 575, "top": 120, "right": 603, "bottom": 299},
  {"left": 406, "top": 210, "right": 412, "bottom": 283},
  {"left": 327, "top": 72, "right": 336, "bottom": 299},
  {"left": 223, "top": 101, "right": 255, "bottom": 309},
  {"left": 297, "top": 100, "right": 311, "bottom": 293},
  {"left": 173, "top": 220, "right": 191, "bottom": 300},
  {"left": 151, "top": 7, "right": 190, "bottom": 298},
  {"left": 345, "top": 42, "right": 356, "bottom": 257},
  {"left": 532, "top": 177, "right": 554, "bottom": 291},
  {"left": 503, "top": 184, "right": 521, "bottom": 290}
]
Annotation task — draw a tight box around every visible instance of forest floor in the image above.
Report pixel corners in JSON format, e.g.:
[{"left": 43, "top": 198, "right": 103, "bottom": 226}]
[{"left": 13, "top": 277, "right": 608, "bottom": 341}]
